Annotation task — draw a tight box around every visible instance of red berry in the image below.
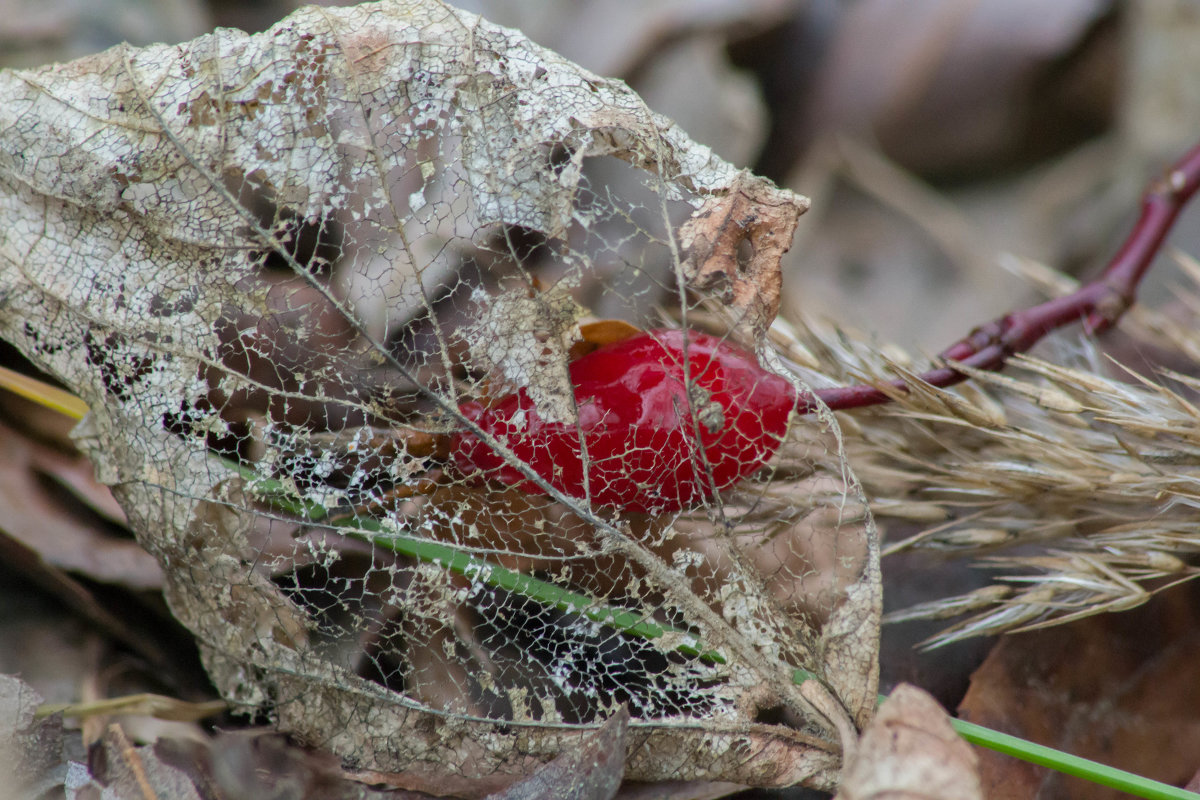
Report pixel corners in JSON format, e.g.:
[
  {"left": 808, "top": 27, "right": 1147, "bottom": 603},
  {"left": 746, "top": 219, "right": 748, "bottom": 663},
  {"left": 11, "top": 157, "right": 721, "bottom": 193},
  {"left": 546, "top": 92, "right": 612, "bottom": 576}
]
[{"left": 451, "top": 329, "right": 796, "bottom": 513}]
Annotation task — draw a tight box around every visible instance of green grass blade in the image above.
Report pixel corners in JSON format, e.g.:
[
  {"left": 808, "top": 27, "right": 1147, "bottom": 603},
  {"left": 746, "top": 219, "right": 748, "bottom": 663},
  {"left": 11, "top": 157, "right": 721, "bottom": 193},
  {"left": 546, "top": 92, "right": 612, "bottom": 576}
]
[
  {"left": 227, "top": 457, "right": 724, "bottom": 663},
  {"left": 332, "top": 514, "right": 725, "bottom": 663},
  {"left": 950, "top": 718, "right": 1199, "bottom": 800},
  {"left": 233, "top": 458, "right": 1197, "bottom": 799}
]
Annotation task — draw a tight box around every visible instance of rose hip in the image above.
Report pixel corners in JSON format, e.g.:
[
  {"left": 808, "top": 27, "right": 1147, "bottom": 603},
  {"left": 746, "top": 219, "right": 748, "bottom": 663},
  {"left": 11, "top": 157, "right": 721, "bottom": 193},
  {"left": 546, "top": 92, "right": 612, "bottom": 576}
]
[{"left": 451, "top": 329, "right": 796, "bottom": 513}]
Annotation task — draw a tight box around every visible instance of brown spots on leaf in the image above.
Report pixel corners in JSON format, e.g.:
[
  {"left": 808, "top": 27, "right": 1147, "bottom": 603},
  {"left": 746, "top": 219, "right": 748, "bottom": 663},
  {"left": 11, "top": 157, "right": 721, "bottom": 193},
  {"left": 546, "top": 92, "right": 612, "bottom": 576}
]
[
  {"left": 180, "top": 42, "right": 330, "bottom": 136},
  {"left": 181, "top": 89, "right": 220, "bottom": 127}
]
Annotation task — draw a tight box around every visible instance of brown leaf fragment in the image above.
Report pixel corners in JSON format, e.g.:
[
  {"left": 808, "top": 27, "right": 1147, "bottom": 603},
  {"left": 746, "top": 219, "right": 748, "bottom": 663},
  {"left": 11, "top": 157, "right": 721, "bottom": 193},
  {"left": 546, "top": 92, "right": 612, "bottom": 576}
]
[
  {"left": 614, "top": 780, "right": 745, "bottom": 800},
  {"left": 679, "top": 174, "right": 808, "bottom": 335},
  {"left": 0, "top": 419, "right": 158, "bottom": 591},
  {"left": 0, "top": 674, "right": 67, "bottom": 797},
  {"left": 836, "top": 684, "right": 982, "bottom": 800},
  {"left": 84, "top": 723, "right": 204, "bottom": 800},
  {"left": 487, "top": 707, "right": 629, "bottom": 800},
  {"left": 341, "top": 765, "right": 533, "bottom": 800},
  {"left": 193, "top": 731, "right": 440, "bottom": 800},
  {"left": 0, "top": 530, "right": 173, "bottom": 672},
  {"left": 1187, "top": 767, "right": 1200, "bottom": 793},
  {"left": 568, "top": 319, "right": 644, "bottom": 360}
]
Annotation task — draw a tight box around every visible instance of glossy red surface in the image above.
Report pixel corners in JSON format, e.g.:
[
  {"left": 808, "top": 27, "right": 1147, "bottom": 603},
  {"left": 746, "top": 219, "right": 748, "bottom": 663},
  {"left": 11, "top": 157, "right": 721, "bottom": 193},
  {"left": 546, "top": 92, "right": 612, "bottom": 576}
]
[{"left": 451, "top": 329, "right": 797, "bottom": 513}]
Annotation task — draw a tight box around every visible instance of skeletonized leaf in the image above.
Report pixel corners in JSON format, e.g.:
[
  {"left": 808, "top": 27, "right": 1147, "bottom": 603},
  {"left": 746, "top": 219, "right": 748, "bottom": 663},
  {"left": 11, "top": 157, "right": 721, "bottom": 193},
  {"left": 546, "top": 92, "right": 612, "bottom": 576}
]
[{"left": 0, "top": 0, "right": 876, "bottom": 790}]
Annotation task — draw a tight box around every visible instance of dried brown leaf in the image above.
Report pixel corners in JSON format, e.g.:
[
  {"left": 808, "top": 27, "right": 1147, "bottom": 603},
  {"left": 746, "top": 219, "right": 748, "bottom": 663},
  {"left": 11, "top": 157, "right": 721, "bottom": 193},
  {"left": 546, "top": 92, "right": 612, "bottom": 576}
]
[
  {"left": 0, "top": 419, "right": 157, "bottom": 590},
  {"left": 0, "top": 674, "right": 66, "bottom": 797},
  {"left": 836, "top": 684, "right": 982, "bottom": 800},
  {"left": 487, "top": 707, "right": 628, "bottom": 800},
  {"left": 959, "top": 592, "right": 1200, "bottom": 799},
  {"left": 84, "top": 723, "right": 204, "bottom": 800},
  {"left": 0, "top": 532, "right": 172, "bottom": 672},
  {"left": 679, "top": 174, "right": 808, "bottom": 335}
]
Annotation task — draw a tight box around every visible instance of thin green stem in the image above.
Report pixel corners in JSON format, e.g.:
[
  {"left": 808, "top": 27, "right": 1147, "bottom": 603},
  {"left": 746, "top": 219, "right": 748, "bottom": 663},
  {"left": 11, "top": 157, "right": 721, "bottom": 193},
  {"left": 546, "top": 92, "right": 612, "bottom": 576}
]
[
  {"left": 950, "top": 718, "right": 1198, "bottom": 800},
  {"left": 237, "top": 460, "right": 1197, "bottom": 799},
  {"left": 338, "top": 514, "right": 724, "bottom": 663},
  {"left": 230, "top": 458, "right": 723, "bottom": 662}
]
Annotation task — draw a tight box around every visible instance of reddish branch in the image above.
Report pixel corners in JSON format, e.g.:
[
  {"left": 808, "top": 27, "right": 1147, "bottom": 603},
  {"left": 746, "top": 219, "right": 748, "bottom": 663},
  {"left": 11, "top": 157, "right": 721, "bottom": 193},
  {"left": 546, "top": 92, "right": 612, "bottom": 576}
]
[{"left": 805, "top": 141, "right": 1200, "bottom": 413}]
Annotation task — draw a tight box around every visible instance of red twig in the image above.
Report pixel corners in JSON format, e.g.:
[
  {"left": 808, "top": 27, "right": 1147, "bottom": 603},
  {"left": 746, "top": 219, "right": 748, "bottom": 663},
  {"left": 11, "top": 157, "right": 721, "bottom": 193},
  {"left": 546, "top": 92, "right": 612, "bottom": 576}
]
[{"left": 804, "top": 141, "right": 1200, "bottom": 414}]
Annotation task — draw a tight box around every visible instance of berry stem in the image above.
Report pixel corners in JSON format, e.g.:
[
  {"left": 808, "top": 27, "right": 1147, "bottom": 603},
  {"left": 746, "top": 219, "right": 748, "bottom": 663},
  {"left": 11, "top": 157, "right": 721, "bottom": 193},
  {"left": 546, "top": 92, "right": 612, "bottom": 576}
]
[{"left": 805, "top": 140, "right": 1200, "bottom": 414}]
